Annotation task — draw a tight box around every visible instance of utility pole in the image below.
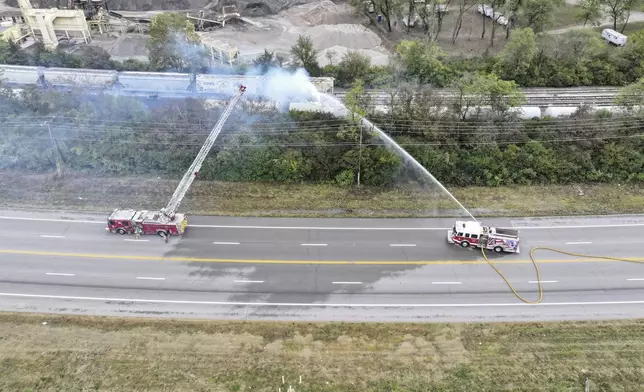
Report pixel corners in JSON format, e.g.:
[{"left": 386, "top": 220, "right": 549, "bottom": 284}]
[
  {"left": 357, "top": 124, "right": 363, "bottom": 187},
  {"left": 42, "top": 117, "right": 63, "bottom": 178}
]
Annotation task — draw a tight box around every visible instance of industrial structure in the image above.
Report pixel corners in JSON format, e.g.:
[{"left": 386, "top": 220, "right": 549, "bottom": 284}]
[{"left": 16, "top": 0, "right": 91, "bottom": 49}]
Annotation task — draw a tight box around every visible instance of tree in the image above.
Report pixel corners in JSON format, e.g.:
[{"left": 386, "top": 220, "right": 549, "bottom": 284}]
[
  {"left": 552, "top": 29, "right": 604, "bottom": 68},
  {"left": 619, "top": 29, "right": 644, "bottom": 81},
  {"left": 451, "top": 72, "right": 526, "bottom": 119},
  {"left": 615, "top": 77, "right": 644, "bottom": 111},
  {"left": 344, "top": 78, "right": 371, "bottom": 122},
  {"left": 342, "top": 79, "right": 372, "bottom": 185},
  {"left": 600, "top": 0, "right": 639, "bottom": 31},
  {"left": 489, "top": 0, "right": 506, "bottom": 47},
  {"left": 325, "top": 49, "right": 337, "bottom": 65},
  {"left": 253, "top": 49, "right": 276, "bottom": 74},
  {"left": 80, "top": 46, "right": 115, "bottom": 70},
  {"left": 373, "top": 0, "right": 403, "bottom": 32},
  {"left": 291, "top": 35, "right": 321, "bottom": 76},
  {"left": 503, "top": 0, "right": 525, "bottom": 39},
  {"left": 395, "top": 40, "right": 454, "bottom": 86},
  {"left": 493, "top": 27, "right": 538, "bottom": 85},
  {"left": 577, "top": 0, "right": 603, "bottom": 26},
  {"left": 0, "top": 40, "right": 29, "bottom": 65},
  {"left": 452, "top": 0, "right": 478, "bottom": 43},
  {"left": 147, "top": 13, "right": 206, "bottom": 72},
  {"left": 337, "top": 51, "right": 372, "bottom": 87},
  {"left": 520, "top": 0, "right": 565, "bottom": 33},
  {"left": 434, "top": 0, "right": 451, "bottom": 40}
]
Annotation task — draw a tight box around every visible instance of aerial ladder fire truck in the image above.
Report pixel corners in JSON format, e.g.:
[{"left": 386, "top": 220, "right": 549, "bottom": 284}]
[{"left": 106, "top": 85, "right": 247, "bottom": 238}]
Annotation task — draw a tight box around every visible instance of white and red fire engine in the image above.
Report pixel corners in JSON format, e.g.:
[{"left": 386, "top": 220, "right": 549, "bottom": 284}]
[
  {"left": 447, "top": 220, "right": 520, "bottom": 253},
  {"left": 106, "top": 85, "right": 247, "bottom": 238}
]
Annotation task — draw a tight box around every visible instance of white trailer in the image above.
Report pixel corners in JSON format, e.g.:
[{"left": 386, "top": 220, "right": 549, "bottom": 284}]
[{"left": 601, "top": 29, "right": 627, "bottom": 46}]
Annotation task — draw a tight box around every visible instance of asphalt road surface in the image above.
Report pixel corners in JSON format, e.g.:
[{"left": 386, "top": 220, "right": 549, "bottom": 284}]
[{"left": 0, "top": 210, "right": 643, "bottom": 322}]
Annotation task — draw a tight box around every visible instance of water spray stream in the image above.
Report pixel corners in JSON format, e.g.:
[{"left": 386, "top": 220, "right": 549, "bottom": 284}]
[{"left": 320, "top": 94, "right": 478, "bottom": 222}]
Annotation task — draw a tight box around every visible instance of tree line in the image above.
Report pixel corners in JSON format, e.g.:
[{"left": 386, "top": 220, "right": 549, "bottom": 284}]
[
  {"left": 1, "top": 86, "right": 641, "bottom": 187},
  {"left": 2, "top": 12, "right": 644, "bottom": 93}
]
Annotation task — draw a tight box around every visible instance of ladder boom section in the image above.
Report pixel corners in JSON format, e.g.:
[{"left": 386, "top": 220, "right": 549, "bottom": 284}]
[{"left": 162, "top": 85, "right": 246, "bottom": 219}]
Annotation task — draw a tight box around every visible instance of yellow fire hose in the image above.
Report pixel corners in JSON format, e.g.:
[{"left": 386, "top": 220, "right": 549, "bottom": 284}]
[{"left": 481, "top": 247, "right": 644, "bottom": 304}]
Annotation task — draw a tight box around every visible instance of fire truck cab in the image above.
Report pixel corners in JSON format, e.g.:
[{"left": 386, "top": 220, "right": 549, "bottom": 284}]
[
  {"left": 106, "top": 209, "right": 187, "bottom": 237},
  {"left": 448, "top": 220, "right": 520, "bottom": 253}
]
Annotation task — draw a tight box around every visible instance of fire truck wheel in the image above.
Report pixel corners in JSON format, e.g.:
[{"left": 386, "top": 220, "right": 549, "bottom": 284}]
[
  {"left": 158, "top": 231, "right": 168, "bottom": 238},
  {"left": 116, "top": 229, "right": 126, "bottom": 235},
  {"left": 460, "top": 241, "right": 470, "bottom": 248},
  {"left": 494, "top": 246, "right": 504, "bottom": 253}
]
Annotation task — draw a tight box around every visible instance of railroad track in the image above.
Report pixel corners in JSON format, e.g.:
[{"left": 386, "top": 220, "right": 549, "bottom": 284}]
[{"left": 334, "top": 88, "right": 625, "bottom": 107}]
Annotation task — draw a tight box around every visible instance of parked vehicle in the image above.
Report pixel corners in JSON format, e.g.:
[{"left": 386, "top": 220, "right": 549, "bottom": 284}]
[{"left": 601, "top": 29, "right": 627, "bottom": 46}]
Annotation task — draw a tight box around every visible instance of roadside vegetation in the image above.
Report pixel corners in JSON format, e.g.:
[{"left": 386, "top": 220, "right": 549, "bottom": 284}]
[
  {"left": 1, "top": 88, "right": 642, "bottom": 185},
  {"left": 0, "top": 85, "right": 641, "bottom": 216},
  {"left": 2, "top": 312, "right": 644, "bottom": 391}
]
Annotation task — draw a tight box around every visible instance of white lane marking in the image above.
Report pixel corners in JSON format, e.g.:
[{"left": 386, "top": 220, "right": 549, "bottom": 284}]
[
  {"left": 213, "top": 242, "right": 240, "bottom": 245},
  {"left": 332, "top": 281, "right": 362, "bottom": 284},
  {"left": 0, "top": 216, "right": 103, "bottom": 224},
  {"left": 2, "top": 215, "right": 644, "bottom": 230},
  {"left": 529, "top": 280, "right": 559, "bottom": 283},
  {"left": 519, "top": 224, "right": 644, "bottom": 230},
  {"left": 566, "top": 241, "right": 592, "bottom": 245},
  {"left": 124, "top": 239, "right": 149, "bottom": 242},
  {"left": 136, "top": 277, "right": 165, "bottom": 280},
  {"left": 390, "top": 244, "right": 416, "bottom": 247},
  {"left": 626, "top": 278, "right": 644, "bottom": 281},
  {"left": 45, "top": 273, "right": 75, "bottom": 276},
  {"left": 234, "top": 280, "right": 264, "bottom": 283},
  {"left": 191, "top": 223, "right": 644, "bottom": 230},
  {"left": 431, "top": 281, "right": 462, "bottom": 285},
  {"left": 301, "top": 243, "right": 327, "bottom": 247},
  {"left": 4, "top": 292, "right": 644, "bottom": 308},
  {"left": 40, "top": 235, "right": 66, "bottom": 239}
]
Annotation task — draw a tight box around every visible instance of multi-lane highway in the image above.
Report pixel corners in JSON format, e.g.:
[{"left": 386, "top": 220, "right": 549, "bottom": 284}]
[{"left": 0, "top": 210, "right": 643, "bottom": 322}]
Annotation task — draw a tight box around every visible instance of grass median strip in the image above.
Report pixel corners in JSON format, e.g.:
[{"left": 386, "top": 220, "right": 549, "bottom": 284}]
[
  {"left": 1, "top": 172, "right": 642, "bottom": 218},
  {"left": 1, "top": 313, "right": 643, "bottom": 391}
]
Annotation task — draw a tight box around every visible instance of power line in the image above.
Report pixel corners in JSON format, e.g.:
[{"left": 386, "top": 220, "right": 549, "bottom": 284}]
[
  {"left": 11, "top": 114, "right": 644, "bottom": 127},
  {"left": 5, "top": 133, "right": 642, "bottom": 148}
]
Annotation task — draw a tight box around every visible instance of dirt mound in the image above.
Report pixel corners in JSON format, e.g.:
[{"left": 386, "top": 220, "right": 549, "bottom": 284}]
[
  {"left": 308, "top": 24, "right": 381, "bottom": 49},
  {"left": 300, "top": 0, "right": 355, "bottom": 25}
]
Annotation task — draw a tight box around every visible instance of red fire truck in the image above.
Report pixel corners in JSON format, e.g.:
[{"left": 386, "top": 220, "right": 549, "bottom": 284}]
[
  {"left": 447, "top": 220, "right": 520, "bottom": 253},
  {"left": 106, "top": 85, "right": 247, "bottom": 238}
]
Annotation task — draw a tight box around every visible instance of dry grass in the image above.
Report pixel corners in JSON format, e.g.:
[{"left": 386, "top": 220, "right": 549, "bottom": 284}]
[
  {"left": 1, "top": 312, "right": 644, "bottom": 391},
  {"left": 549, "top": 4, "right": 584, "bottom": 29},
  {"left": 0, "top": 170, "right": 641, "bottom": 217}
]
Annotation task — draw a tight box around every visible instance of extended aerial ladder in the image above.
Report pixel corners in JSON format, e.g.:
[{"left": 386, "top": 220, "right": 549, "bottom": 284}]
[
  {"left": 159, "top": 84, "right": 247, "bottom": 222},
  {"left": 106, "top": 85, "right": 246, "bottom": 236}
]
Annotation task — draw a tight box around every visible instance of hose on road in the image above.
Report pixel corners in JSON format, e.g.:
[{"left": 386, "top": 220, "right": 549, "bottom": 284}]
[{"left": 481, "top": 247, "right": 644, "bottom": 304}]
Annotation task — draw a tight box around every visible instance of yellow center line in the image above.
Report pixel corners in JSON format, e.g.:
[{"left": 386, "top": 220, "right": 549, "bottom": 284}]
[{"left": 1, "top": 249, "right": 642, "bottom": 265}]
